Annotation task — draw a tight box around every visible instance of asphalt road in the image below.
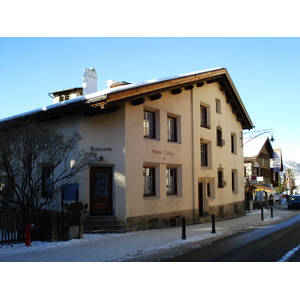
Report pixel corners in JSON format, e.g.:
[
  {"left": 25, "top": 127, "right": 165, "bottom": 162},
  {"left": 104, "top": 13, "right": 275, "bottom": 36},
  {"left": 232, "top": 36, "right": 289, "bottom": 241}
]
[{"left": 166, "top": 214, "right": 300, "bottom": 262}]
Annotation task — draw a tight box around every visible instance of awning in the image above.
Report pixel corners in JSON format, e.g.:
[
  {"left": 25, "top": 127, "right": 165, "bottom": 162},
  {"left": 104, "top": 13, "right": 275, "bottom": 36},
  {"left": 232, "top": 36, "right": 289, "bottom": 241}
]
[{"left": 253, "top": 185, "right": 275, "bottom": 194}]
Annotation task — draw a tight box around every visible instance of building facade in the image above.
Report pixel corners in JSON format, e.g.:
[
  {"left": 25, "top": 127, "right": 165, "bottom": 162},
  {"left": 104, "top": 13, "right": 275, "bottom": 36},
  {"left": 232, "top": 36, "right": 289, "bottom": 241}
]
[{"left": 0, "top": 68, "right": 253, "bottom": 229}]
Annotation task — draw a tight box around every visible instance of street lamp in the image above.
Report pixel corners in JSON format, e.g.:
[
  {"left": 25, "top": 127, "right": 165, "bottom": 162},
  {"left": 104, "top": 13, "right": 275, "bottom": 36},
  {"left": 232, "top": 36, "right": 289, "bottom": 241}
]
[{"left": 242, "top": 129, "right": 275, "bottom": 147}]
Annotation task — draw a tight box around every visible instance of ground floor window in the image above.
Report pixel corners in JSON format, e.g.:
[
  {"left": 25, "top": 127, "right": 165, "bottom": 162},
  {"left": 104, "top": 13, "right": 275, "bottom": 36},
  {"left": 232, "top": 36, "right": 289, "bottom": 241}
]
[
  {"left": 143, "top": 167, "right": 155, "bottom": 196},
  {"left": 166, "top": 168, "right": 177, "bottom": 195}
]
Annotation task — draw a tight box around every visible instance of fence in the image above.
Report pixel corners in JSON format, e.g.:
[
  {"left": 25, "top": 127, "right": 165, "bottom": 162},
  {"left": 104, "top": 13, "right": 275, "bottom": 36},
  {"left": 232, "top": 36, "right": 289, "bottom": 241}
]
[{"left": 0, "top": 210, "right": 83, "bottom": 246}]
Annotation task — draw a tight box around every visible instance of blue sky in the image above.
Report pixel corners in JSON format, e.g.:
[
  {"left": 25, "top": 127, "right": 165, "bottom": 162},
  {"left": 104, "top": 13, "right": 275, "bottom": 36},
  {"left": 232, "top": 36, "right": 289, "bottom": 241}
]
[{"left": 0, "top": 37, "right": 299, "bottom": 160}]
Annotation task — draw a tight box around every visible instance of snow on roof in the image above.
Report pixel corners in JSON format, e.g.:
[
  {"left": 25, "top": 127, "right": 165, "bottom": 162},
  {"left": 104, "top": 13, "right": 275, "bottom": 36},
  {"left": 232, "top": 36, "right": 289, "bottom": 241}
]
[
  {"left": 243, "top": 137, "right": 269, "bottom": 158},
  {"left": 0, "top": 67, "right": 224, "bottom": 124}
]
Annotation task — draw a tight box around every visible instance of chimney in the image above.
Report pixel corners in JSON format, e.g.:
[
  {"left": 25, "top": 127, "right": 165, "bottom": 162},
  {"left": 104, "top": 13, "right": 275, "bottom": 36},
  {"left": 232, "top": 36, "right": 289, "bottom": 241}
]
[{"left": 82, "top": 68, "right": 98, "bottom": 96}]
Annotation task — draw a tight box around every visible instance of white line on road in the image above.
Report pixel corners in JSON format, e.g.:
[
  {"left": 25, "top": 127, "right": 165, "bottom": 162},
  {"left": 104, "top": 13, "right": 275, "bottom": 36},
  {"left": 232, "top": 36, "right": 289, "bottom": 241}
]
[{"left": 277, "top": 244, "right": 300, "bottom": 262}]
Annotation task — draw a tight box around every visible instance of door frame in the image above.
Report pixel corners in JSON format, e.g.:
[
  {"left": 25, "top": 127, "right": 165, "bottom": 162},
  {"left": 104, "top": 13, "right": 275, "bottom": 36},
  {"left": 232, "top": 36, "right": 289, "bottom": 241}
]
[{"left": 90, "top": 166, "right": 113, "bottom": 216}]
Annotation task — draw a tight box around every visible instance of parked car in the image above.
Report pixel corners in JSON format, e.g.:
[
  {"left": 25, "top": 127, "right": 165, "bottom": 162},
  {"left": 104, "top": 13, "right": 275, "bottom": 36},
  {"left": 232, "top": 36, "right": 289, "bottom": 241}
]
[{"left": 288, "top": 195, "right": 300, "bottom": 209}]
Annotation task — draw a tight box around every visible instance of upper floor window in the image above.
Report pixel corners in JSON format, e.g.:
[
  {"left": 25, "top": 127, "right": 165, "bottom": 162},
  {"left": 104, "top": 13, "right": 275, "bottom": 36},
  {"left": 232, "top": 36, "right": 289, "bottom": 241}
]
[
  {"left": 216, "top": 98, "right": 221, "bottom": 114},
  {"left": 216, "top": 126, "right": 224, "bottom": 147},
  {"left": 167, "top": 117, "right": 177, "bottom": 142},
  {"left": 200, "top": 105, "right": 210, "bottom": 129},
  {"left": 231, "top": 133, "right": 237, "bottom": 154},
  {"left": 201, "top": 143, "right": 208, "bottom": 167},
  {"left": 143, "top": 111, "right": 155, "bottom": 138}
]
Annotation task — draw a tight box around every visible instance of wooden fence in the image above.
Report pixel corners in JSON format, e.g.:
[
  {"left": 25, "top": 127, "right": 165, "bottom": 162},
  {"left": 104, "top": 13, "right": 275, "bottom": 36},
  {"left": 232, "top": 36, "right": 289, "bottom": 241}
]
[{"left": 0, "top": 210, "right": 83, "bottom": 246}]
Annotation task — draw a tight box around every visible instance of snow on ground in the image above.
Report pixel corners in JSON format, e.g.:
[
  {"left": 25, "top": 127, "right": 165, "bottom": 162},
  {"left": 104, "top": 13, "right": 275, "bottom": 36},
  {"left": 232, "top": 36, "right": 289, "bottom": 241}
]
[{"left": 0, "top": 207, "right": 297, "bottom": 262}]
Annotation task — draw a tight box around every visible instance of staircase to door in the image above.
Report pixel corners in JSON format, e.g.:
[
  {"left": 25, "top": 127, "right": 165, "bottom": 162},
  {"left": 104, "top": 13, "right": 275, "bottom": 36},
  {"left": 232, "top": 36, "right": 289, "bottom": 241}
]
[{"left": 83, "top": 216, "right": 137, "bottom": 234}]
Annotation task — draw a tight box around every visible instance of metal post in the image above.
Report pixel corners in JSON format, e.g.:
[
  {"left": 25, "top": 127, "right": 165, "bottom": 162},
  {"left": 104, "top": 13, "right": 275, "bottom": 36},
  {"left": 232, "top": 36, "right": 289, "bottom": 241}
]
[
  {"left": 261, "top": 207, "right": 264, "bottom": 221},
  {"left": 271, "top": 206, "right": 273, "bottom": 218},
  {"left": 181, "top": 217, "right": 186, "bottom": 239},
  {"left": 211, "top": 214, "right": 216, "bottom": 233}
]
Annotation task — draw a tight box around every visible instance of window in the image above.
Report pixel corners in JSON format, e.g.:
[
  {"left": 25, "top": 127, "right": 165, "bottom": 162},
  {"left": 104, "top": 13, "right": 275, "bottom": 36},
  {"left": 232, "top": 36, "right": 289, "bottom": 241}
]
[
  {"left": 231, "top": 134, "right": 236, "bottom": 153},
  {"left": 218, "top": 166, "right": 226, "bottom": 188},
  {"left": 167, "top": 117, "right": 177, "bottom": 142},
  {"left": 143, "top": 167, "right": 155, "bottom": 196},
  {"left": 42, "top": 165, "right": 53, "bottom": 198},
  {"left": 232, "top": 170, "right": 238, "bottom": 192},
  {"left": 201, "top": 143, "right": 208, "bottom": 166},
  {"left": 207, "top": 182, "right": 211, "bottom": 197},
  {"left": 166, "top": 168, "right": 177, "bottom": 195},
  {"left": 143, "top": 111, "right": 155, "bottom": 138},
  {"left": 200, "top": 105, "right": 209, "bottom": 128},
  {"left": 216, "top": 126, "right": 224, "bottom": 146},
  {"left": 216, "top": 98, "right": 221, "bottom": 114}
]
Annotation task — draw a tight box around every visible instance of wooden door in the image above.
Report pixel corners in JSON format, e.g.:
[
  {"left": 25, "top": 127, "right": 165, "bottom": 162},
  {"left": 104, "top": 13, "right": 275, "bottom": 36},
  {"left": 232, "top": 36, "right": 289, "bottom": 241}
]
[
  {"left": 198, "top": 183, "right": 204, "bottom": 217},
  {"left": 90, "top": 167, "right": 113, "bottom": 215}
]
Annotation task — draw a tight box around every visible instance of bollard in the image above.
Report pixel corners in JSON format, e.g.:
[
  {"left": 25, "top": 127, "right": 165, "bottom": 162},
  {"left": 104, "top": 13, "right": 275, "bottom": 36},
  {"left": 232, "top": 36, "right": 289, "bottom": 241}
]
[
  {"left": 271, "top": 206, "right": 273, "bottom": 218},
  {"left": 25, "top": 223, "right": 35, "bottom": 247},
  {"left": 181, "top": 217, "right": 186, "bottom": 240},
  {"left": 261, "top": 207, "right": 264, "bottom": 221},
  {"left": 211, "top": 214, "right": 216, "bottom": 233}
]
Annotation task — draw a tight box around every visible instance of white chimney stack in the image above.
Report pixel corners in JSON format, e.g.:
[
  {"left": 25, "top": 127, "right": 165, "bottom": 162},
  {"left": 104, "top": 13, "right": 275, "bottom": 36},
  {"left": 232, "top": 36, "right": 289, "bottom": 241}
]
[{"left": 82, "top": 68, "right": 98, "bottom": 96}]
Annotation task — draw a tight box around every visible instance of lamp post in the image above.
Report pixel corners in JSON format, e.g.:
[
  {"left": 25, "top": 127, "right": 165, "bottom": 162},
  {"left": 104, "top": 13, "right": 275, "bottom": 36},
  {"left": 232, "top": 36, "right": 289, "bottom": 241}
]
[{"left": 242, "top": 129, "right": 275, "bottom": 147}]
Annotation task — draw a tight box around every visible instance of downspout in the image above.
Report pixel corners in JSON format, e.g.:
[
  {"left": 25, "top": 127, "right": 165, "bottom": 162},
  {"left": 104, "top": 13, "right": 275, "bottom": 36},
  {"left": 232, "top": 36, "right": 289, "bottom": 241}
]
[{"left": 190, "top": 88, "right": 196, "bottom": 223}]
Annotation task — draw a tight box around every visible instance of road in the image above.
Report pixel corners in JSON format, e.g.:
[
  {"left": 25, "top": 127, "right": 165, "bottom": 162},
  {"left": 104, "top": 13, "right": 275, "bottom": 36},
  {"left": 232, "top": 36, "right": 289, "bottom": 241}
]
[{"left": 166, "top": 214, "right": 300, "bottom": 262}]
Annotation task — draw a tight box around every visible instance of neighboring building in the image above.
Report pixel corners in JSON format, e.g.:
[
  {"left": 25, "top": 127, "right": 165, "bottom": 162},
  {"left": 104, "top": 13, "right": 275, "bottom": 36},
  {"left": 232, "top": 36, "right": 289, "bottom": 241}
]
[
  {"left": 244, "top": 137, "right": 281, "bottom": 203},
  {"left": 0, "top": 67, "right": 253, "bottom": 229}
]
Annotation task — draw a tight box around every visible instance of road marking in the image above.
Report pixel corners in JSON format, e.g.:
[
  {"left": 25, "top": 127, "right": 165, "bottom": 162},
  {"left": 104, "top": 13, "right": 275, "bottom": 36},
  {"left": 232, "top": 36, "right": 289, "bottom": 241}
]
[{"left": 277, "top": 244, "right": 300, "bottom": 262}]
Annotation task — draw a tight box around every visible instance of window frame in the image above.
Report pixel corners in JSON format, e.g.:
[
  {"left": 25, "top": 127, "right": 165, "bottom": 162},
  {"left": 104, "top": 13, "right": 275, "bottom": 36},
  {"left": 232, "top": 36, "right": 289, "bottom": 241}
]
[
  {"left": 42, "top": 164, "right": 54, "bottom": 198},
  {"left": 216, "top": 126, "right": 224, "bottom": 147},
  {"left": 166, "top": 168, "right": 177, "bottom": 195},
  {"left": 216, "top": 98, "right": 221, "bottom": 114},
  {"left": 143, "top": 111, "right": 155, "bottom": 138},
  {"left": 143, "top": 167, "right": 155, "bottom": 196},
  {"left": 167, "top": 116, "right": 177, "bottom": 142},
  {"left": 200, "top": 105, "right": 210, "bottom": 129},
  {"left": 200, "top": 142, "right": 208, "bottom": 167}
]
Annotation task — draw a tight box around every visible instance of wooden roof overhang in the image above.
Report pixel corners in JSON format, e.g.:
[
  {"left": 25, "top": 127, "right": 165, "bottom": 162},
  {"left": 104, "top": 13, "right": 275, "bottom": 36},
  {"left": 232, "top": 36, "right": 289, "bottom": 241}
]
[{"left": 0, "top": 68, "right": 253, "bottom": 131}]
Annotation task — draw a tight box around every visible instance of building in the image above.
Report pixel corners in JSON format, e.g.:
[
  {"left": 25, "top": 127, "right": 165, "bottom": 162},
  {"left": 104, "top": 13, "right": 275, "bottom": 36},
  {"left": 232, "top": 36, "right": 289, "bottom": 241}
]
[
  {"left": 244, "top": 137, "right": 282, "bottom": 208},
  {"left": 0, "top": 67, "right": 253, "bottom": 229}
]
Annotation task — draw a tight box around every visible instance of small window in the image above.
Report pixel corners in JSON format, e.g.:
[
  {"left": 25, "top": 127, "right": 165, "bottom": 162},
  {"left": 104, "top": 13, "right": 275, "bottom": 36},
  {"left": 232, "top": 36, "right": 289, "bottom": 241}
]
[
  {"left": 166, "top": 168, "right": 177, "bottom": 195},
  {"left": 42, "top": 165, "right": 53, "bottom": 198},
  {"left": 217, "top": 127, "right": 224, "bottom": 147},
  {"left": 143, "top": 167, "right": 155, "bottom": 196},
  {"left": 231, "top": 133, "right": 237, "bottom": 154},
  {"left": 143, "top": 111, "right": 155, "bottom": 138},
  {"left": 200, "top": 105, "right": 210, "bottom": 128},
  {"left": 167, "top": 117, "right": 177, "bottom": 142},
  {"left": 201, "top": 143, "right": 208, "bottom": 166},
  {"left": 216, "top": 99, "right": 221, "bottom": 114},
  {"left": 218, "top": 166, "right": 226, "bottom": 188},
  {"left": 207, "top": 182, "right": 211, "bottom": 197}
]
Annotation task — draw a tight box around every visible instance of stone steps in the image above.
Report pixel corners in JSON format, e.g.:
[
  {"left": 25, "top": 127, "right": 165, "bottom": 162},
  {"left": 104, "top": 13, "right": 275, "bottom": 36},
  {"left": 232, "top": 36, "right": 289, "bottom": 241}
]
[{"left": 83, "top": 216, "right": 137, "bottom": 234}]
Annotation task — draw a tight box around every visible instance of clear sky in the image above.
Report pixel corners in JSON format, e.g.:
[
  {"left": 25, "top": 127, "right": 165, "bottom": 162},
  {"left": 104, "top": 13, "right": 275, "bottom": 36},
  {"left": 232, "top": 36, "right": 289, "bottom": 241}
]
[{"left": 0, "top": 37, "right": 299, "bottom": 161}]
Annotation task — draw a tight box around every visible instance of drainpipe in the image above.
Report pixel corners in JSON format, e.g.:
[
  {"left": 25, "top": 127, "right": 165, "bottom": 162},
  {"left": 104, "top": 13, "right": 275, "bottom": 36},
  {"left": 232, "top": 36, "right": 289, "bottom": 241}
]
[{"left": 190, "top": 89, "right": 196, "bottom": 223}]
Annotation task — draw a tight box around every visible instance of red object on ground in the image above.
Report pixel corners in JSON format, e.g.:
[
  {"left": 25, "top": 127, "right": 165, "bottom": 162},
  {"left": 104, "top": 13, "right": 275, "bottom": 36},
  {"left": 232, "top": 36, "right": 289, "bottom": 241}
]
[{"left": 25, "top": 223, "right": 35, "bottom": 247}]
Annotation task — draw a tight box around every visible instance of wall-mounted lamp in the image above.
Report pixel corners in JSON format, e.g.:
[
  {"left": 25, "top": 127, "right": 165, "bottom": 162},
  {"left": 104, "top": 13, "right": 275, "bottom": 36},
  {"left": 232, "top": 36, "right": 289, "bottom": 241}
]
[
  {"left": 242, "top": 129, "right": 275, "bottom": 147},
  {"left": 99, "top": 155, "right": 104, "bottom": 162}
]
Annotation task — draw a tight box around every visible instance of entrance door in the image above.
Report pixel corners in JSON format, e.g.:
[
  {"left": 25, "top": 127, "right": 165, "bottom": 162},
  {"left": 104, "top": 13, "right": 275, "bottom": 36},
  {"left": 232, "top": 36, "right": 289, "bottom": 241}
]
[
  {"left": 90, "top": 167, "right": 113, "bottom": 215},
  {"left": 198, "top": 183, "right": 204, "bottom": 217}
]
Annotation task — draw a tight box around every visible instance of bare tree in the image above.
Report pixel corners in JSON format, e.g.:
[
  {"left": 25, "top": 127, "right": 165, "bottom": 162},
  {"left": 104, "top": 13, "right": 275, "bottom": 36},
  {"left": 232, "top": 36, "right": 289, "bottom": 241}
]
[{"left": 0, "top": 125, "right": 96, "bottom": 212}]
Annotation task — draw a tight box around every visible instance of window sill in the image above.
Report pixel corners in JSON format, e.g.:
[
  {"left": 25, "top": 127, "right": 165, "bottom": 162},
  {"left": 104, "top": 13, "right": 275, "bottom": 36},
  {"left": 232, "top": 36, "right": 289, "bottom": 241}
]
[{"left": 143, "top": 196, "right": 159, "bottom": 201}]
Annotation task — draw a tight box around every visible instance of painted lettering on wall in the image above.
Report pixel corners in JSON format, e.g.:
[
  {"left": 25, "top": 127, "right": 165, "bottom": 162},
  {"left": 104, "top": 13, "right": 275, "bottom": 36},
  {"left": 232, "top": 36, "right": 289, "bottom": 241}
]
[
  {"left": 91, "top": 147, "right": 113, "bottom": 152},
  {"left": 152, "top": 149, "right": 174, "bottom": 155}
]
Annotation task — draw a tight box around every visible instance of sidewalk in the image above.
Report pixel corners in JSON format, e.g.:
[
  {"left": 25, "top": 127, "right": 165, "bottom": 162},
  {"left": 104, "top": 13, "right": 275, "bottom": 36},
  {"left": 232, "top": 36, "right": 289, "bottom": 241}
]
[{"left": 0, "top": 205, "right": 299, "bottom": 262}]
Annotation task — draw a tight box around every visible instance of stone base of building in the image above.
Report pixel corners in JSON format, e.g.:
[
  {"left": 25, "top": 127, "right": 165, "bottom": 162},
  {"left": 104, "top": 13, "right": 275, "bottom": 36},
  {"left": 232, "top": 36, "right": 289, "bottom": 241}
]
[
  {"left": 127, "top": 201, "right": 245, "bottom": 230},
  {"left": 127, "top": 209, "right": 195, "bottom": 230},
  {"left": 208, "top": 201, "right": 246, "bottom": 221}
]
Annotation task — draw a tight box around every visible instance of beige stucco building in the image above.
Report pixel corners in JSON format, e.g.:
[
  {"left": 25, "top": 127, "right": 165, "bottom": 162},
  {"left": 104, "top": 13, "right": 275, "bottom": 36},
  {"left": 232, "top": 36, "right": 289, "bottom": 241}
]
[{"left": 0, "top": 67, "right": 253, "bottom": 229}]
